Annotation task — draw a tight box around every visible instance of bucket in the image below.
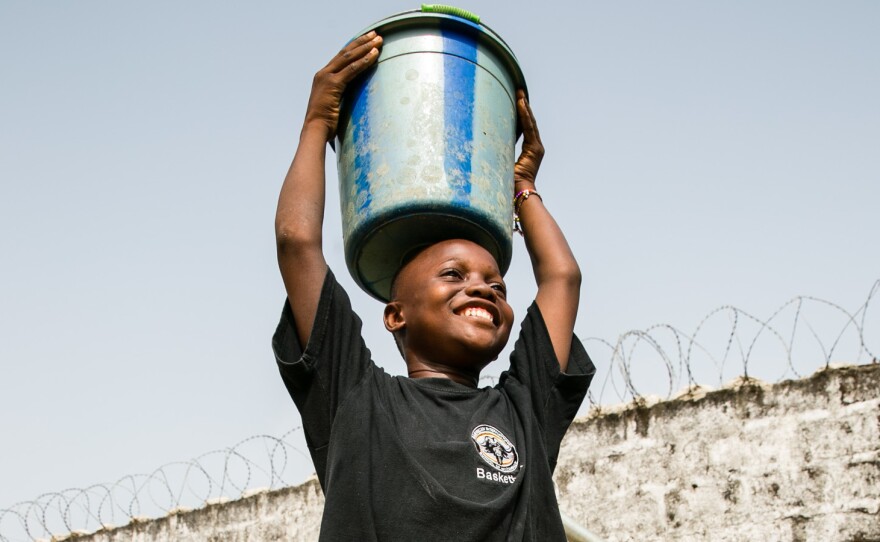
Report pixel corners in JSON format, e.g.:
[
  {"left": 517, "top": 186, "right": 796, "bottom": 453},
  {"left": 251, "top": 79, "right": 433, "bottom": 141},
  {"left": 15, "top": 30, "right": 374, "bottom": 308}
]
[{"left": 335, "top": 5, "right": 527, "bottom": 302}]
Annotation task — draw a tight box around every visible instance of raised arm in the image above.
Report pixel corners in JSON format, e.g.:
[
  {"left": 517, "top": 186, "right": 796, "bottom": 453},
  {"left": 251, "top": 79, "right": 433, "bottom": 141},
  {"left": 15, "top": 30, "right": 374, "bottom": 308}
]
[
  {"left": 513, "top": 90, "right": 582, "bottom": 371},
  {"left": 275, "top": 32, "right": 382, "bottom": 346}
]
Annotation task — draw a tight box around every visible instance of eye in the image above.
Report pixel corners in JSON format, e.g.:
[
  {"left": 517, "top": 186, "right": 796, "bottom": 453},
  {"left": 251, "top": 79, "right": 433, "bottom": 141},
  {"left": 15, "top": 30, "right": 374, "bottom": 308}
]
[
  {"left": 440, "top": 268, "right": 463, "bottom": 279},
  {"left": 491, "top": 283, "right": 507, "bottom": 297}
]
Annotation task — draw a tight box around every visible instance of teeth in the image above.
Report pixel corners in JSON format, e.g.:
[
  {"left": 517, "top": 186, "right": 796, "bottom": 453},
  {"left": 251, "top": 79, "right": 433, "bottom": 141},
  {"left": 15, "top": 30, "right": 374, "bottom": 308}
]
[{"left": 463, "top": 307, "right": 493, "bottom": 322}]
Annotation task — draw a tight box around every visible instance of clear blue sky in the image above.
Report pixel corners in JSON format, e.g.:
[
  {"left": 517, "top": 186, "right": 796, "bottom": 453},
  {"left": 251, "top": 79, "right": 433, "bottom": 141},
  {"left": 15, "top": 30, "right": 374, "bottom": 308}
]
[{"left": 1, "top": 0, "right": 877, "bottom": 511}]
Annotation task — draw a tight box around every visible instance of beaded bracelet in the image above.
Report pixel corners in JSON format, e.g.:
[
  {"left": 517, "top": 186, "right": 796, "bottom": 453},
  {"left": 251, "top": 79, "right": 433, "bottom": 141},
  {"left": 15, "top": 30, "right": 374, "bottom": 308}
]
[{"left": 513, "top": 189, "right": 542, "bottom": 235}]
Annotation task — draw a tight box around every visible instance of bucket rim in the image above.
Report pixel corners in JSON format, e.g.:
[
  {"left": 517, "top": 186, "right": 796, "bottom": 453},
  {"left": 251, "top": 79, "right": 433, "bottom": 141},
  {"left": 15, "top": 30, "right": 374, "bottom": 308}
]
[
  {"left": 345, "top": 209, "right": 513, "bottom": 302},
  {"left": 349, "top": 8, "right": 528, "bottom": 97}
]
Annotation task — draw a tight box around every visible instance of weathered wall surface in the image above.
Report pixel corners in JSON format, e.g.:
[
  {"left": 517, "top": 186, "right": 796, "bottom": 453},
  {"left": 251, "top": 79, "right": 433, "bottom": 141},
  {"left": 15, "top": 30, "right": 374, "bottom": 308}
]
[
  {"left": 556, "top": 363, "right": 880, "bottom": 542},
  {"left": 65, "top": 480, "right": 325, "bottom": 542},
  {"left": 65, "top": 363, "right": 880, "bottom": 542}
]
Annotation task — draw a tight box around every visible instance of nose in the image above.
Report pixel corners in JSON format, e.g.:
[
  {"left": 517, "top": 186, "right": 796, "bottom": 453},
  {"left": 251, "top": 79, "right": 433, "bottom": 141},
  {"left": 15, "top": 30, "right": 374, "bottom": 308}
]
[{"left": 465, "top": 280, "right": 495, "bottom": 300}]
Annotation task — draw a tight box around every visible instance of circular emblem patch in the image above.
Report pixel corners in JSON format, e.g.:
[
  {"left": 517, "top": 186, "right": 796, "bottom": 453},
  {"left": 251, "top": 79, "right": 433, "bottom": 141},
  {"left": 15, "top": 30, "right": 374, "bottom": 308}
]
[{"left": 471, "top": 424, "right": 518, "bottom": 473}]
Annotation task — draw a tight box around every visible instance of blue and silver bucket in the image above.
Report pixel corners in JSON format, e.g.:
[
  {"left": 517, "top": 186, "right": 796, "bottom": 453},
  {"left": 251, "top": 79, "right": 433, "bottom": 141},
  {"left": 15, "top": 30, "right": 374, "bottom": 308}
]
[{"left": 336, "top": 5, "right": 527, "bottom": 302}]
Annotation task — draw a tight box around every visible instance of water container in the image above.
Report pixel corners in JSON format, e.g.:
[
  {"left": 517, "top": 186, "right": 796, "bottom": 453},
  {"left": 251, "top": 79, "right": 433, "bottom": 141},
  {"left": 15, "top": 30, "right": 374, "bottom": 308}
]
[{"left": 335, "top": 6, "right": 527, "bottom": 302}]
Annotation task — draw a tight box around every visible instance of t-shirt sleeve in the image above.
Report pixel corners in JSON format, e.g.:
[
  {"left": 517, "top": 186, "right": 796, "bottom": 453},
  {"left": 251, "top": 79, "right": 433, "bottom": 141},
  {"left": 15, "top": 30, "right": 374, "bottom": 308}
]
[
  {"left": 271, "top": 269, "right": 373, "bottom": 484},
  {"left": 504, "top": 301, "right": 595, "bottom": 470}
]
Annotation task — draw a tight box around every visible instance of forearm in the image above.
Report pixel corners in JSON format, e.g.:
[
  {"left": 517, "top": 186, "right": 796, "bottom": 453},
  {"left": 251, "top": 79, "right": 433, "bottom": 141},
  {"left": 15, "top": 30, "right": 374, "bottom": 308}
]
[
  {"left": 511, "top": 91, "right": 578, "bottom": 294},
  {"left": 517, "top": 183, "right": 581, "bottom": 370},
  {"left": 275, "top": 122, "right": 332, "bottom": 345},
  {"left": 517, "top": 184, "right": 581, "bottom": 292},
  {"left": 276, "top": 122, "right": 331, "bottom": 252}
]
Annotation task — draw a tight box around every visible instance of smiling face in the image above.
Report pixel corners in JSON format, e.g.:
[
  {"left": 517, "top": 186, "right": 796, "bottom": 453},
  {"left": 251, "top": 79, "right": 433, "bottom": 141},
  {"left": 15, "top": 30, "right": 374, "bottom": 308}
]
[{"left": 384, "top": 239, "right": 515, "bottom": 379}]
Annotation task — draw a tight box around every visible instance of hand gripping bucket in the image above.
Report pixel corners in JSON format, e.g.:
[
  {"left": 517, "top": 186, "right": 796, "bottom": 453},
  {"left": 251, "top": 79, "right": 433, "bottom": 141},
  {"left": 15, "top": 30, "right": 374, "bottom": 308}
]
[{"left": 335, "top": 5, "right": 527, "bottom": 301}]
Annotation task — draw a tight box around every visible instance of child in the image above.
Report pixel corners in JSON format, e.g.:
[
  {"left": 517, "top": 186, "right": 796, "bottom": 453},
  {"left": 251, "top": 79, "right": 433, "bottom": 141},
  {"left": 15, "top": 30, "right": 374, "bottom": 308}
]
[{"left": 273, "top": 31, "right": 595, "bottom": 541}]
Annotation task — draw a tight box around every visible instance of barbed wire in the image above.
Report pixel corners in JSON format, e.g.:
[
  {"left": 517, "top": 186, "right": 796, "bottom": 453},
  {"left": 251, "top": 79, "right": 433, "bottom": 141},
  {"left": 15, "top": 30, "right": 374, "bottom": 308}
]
[
  {"left": 583, "top": 280, "right": 878, "bottom": 407},
  {"left": 0, "top": 429, "right": 310, "bottom": 542},
  {"left": 1, "top": 281, "right": 877, "bottom": 541}
]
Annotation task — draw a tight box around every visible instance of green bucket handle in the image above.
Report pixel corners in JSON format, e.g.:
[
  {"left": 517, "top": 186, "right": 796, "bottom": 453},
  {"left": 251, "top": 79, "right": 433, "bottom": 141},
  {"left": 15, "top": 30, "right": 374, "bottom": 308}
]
[{"left": 420, "top": 4, "right": 481, "bottom": 24}]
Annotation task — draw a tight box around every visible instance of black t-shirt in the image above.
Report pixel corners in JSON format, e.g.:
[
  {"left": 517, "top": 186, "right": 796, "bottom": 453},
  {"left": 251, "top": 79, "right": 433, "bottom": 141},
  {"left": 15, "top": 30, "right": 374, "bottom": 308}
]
[{"left": 273, "top": 270, "right": 595, "bottom": 541}]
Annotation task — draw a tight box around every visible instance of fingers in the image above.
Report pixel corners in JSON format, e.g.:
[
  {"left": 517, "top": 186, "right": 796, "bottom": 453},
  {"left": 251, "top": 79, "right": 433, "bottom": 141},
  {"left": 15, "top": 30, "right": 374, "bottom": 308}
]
[
  {"left": 516, "top": 89, "right": 542, "bottom": 147},
  {"left": 326, "top": 31, "right": 383, "bottom": 79},
  {"left": 339, "top": 43, "right": 381, "bottom": 83},
  {"left": 514, "top": 90, "right": 544, "bottom": 185}
]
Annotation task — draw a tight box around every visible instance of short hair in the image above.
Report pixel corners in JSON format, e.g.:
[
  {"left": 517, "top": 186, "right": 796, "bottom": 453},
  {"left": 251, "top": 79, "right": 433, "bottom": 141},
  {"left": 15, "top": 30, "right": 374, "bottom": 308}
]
[
  {"left": 388, "top": 243, "right": 434, "bottom": 361},
  {"left": 389, "top": 243, "right": 433, "bottom": 301}
]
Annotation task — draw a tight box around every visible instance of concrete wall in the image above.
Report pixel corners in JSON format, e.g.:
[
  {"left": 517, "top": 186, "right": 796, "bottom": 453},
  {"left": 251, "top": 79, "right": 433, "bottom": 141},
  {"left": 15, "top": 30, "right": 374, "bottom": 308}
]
[
  {"left": 61, "top": 480, "right": 325, "bottom": 542},
  {"left": 63, "top": 363, "right": 880, "bottom": 542},
  {"left": 557, "top": 363, "right": 880, "bottom": 542}
]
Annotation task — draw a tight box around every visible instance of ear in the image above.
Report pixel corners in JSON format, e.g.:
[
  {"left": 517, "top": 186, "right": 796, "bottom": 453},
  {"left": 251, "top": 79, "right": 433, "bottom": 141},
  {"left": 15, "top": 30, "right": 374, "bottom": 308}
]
[{"left": 383, "top": 301, "right": 406, "bottom": 333}]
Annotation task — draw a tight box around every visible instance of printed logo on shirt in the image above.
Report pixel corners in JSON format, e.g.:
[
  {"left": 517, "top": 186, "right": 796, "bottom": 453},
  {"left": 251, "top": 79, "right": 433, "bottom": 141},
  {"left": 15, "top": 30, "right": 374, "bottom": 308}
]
[{"left": 470, "top": 424, "right": 518, "bottom": 474}]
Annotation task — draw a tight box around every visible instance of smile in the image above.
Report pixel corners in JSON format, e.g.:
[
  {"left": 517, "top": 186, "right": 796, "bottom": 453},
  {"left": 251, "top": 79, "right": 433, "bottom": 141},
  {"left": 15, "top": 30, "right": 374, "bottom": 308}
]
[{"left": 460, "top": 306, "right": 494, "bottom": 323}]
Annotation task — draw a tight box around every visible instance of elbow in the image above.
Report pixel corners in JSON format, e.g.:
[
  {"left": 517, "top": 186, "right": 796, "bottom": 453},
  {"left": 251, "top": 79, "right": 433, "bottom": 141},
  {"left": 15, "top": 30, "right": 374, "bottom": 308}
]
[
  {"left": 559, "top": 261, "right": 582, "bottom": 291},
  {"left": 275, "top": 220, "right": 320, "bottom": 255},
  {"left": 538, "top": 260, "right": 582, "bottom": 293}
]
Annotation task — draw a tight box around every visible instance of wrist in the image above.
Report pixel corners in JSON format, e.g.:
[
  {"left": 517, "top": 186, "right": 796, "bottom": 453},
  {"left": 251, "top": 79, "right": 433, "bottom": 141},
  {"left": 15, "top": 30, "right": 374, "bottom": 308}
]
[
  {"left": 512, "top": 188, "right": 543, "bottom": 236},
  {"left": 301, "top": 118, "right": 334, "bottom": 143},
  {"left": 514, "top": 180, "right": 537, "bottom": 192}
]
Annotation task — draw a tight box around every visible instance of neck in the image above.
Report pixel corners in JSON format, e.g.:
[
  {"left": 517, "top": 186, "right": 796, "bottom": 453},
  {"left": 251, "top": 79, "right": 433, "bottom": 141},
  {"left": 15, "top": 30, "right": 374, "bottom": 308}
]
[{"left": 407, "top": 366, "right": 480, "bottom": 388}]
